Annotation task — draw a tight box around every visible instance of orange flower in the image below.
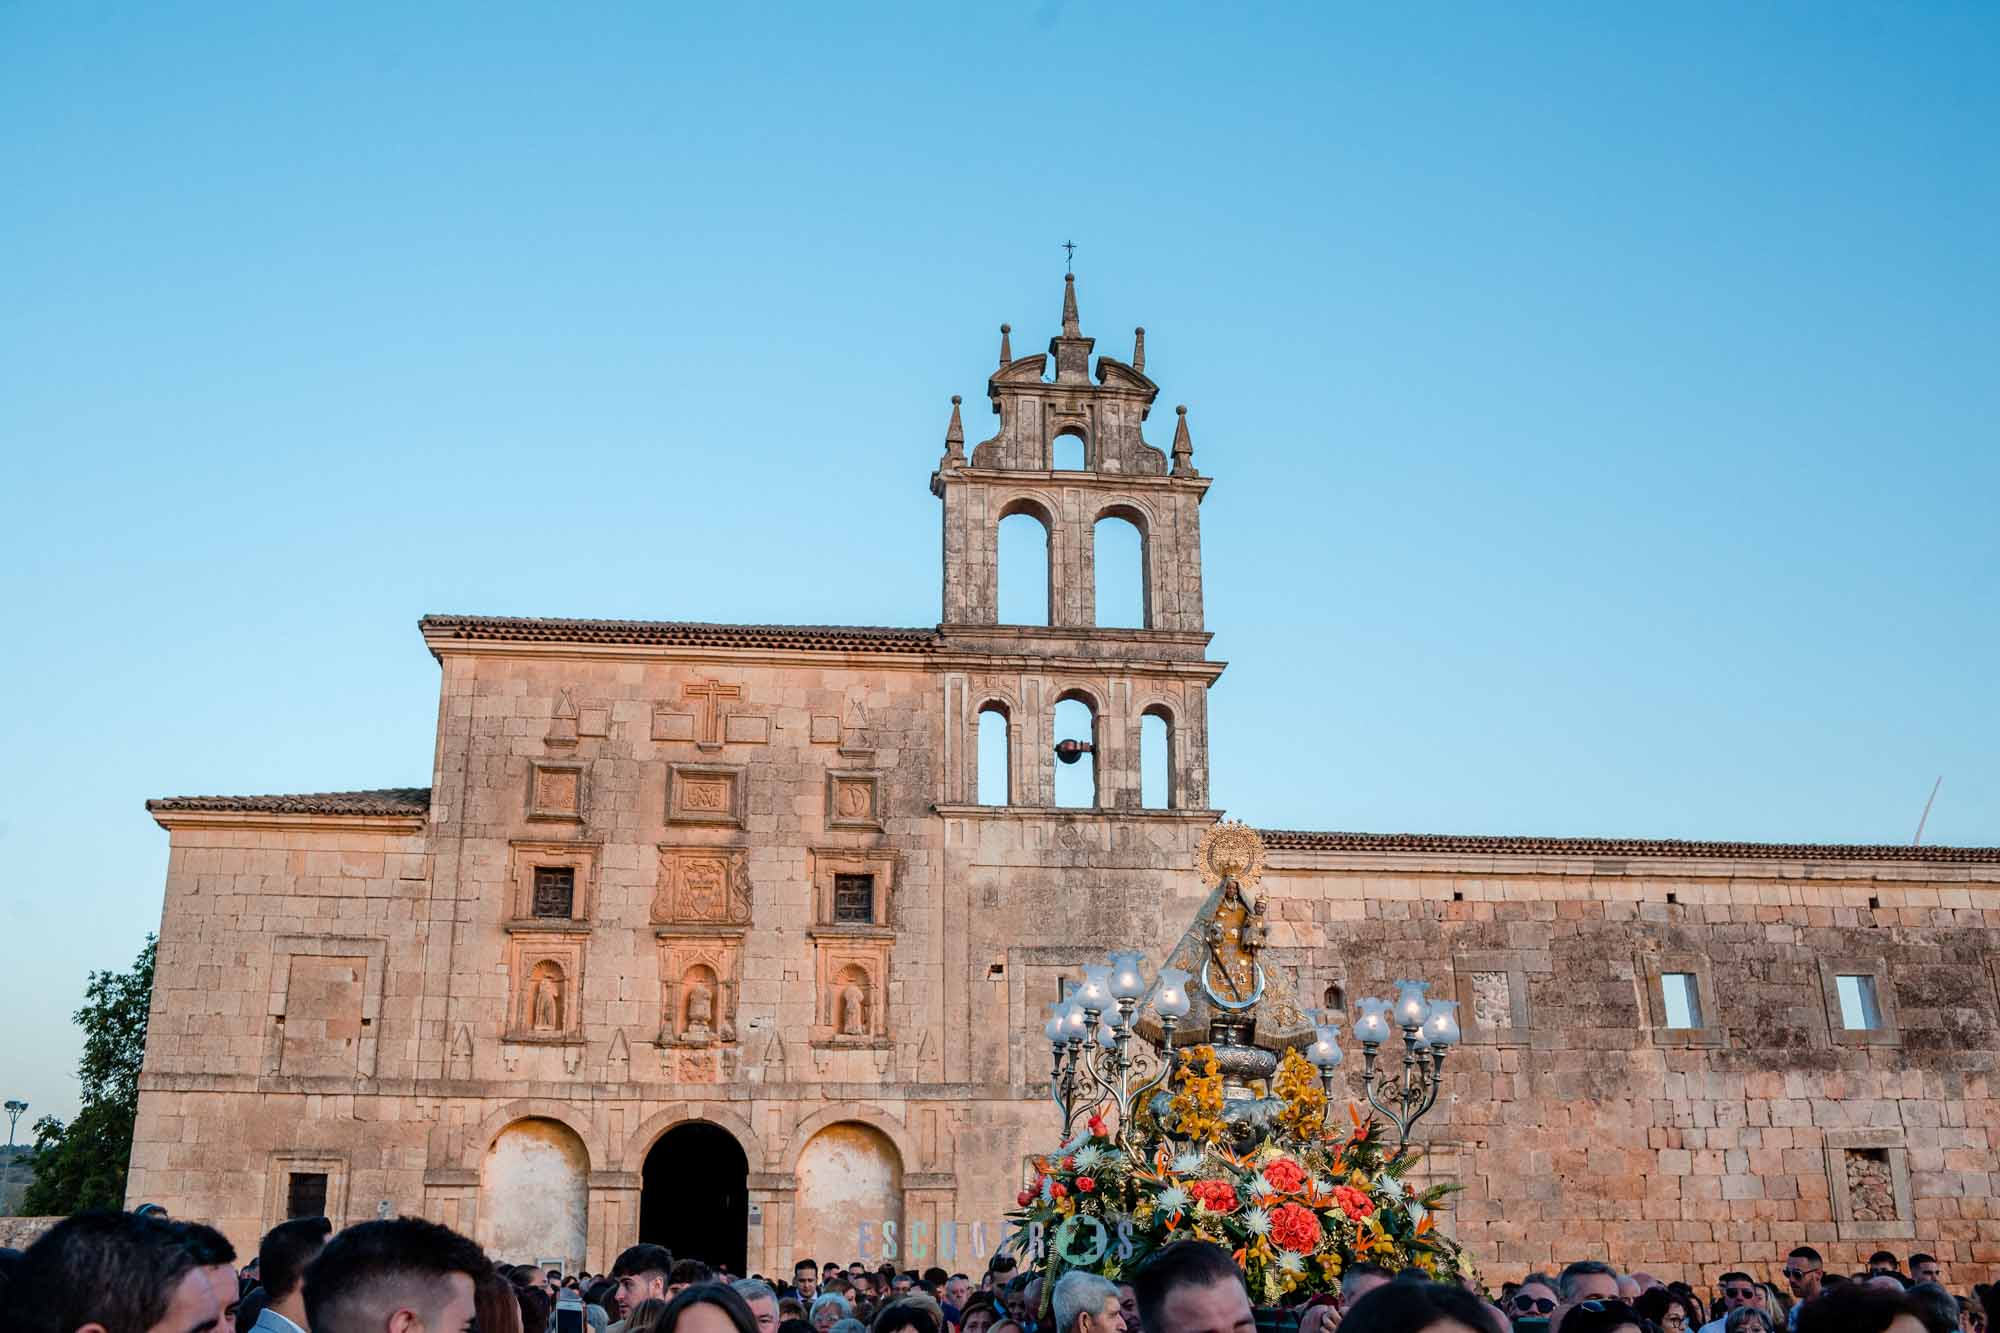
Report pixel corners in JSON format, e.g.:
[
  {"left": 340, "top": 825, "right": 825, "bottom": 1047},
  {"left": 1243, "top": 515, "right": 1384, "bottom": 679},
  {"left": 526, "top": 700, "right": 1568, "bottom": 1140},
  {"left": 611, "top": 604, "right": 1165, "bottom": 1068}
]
[
  {"left": 1332, "top": 1185, "right": 1375, "bottom": 1220},
  {"left": 1189, "top": 1179, "right": 1239, "bottom": 1213},
  {"left": 1261, "top": 1157, "right": 1309, "bottom": 1194},
  {"left": 1268, "top": 1202, "right": 1322, "bottom": 1253}
]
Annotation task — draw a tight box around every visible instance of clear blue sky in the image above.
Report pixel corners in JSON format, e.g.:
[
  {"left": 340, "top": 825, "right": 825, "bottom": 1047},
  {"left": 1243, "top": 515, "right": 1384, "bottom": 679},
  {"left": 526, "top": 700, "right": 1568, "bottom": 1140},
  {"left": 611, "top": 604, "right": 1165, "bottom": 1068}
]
[{"left": 3, "top": 4, "right": 1994, "bottom": 1122}]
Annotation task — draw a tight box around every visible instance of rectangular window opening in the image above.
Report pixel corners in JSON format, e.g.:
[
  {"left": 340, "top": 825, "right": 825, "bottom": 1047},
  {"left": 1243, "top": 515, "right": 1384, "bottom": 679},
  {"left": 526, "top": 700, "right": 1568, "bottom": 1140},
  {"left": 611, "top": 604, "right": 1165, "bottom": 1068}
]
[
  {"left": 532, "top": 866, "right": 576, "bottom": 919},
  {"left": 1836, "top": 973, "right": 1883, "bottom": 1030},
  {"left": 1661, "top": 972, "right": 1702, "bottom": 1029},
  {"left": 287, "top": 1171, "right": 329, "bottom": 1219},
  {"left": 833, "top": 873, "right": 875, "bottom": 924}
]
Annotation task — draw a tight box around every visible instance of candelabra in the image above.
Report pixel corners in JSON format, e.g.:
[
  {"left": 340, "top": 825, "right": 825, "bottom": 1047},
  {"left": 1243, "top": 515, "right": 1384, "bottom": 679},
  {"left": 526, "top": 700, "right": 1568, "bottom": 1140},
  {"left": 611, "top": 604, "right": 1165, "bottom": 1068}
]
[
  {"left": 1348, "top": 980, "right": 1460, "bottom": 1159},
  {"left": 1046, "top": 953, "right": 1192, "bottom": 1152}
]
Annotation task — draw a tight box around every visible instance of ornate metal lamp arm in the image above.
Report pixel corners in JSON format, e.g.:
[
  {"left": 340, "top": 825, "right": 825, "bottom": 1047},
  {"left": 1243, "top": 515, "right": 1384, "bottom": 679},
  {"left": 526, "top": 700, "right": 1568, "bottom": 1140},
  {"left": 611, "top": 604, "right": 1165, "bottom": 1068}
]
[{"left": 1358, "top": 1031, "right": 1449, "bottom": 1160}]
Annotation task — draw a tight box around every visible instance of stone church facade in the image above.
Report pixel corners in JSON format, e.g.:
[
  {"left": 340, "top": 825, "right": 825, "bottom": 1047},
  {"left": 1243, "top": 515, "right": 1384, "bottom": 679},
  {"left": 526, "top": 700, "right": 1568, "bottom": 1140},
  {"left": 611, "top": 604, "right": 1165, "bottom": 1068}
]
[{"left": 134, "top": 276, "right": 2000, "bottom": 1283}]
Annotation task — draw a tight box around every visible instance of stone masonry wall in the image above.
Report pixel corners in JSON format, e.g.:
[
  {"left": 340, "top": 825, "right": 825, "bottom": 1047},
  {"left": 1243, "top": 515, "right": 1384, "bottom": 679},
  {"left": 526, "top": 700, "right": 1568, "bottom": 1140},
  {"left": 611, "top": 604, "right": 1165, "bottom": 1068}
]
[{"left": 1255, "top": 851, "right": 2000, "bottom": 1285}]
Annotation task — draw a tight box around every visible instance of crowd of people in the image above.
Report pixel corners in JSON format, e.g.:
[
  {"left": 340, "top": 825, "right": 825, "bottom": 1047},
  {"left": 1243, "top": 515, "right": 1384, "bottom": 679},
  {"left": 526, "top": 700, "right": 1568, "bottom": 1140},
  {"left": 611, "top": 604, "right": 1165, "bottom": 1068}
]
[{"left": 0, "top": 1207, "right": 1990, "bottom": 1333}]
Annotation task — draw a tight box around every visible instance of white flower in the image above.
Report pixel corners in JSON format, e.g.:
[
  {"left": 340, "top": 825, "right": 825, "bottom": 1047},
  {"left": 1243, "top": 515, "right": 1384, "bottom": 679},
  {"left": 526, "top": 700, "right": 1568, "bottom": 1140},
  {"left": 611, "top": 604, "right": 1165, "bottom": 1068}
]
[
  {"left": 1156, "top": 1184, "right": 1191, "bottom": 1215},
  {"left": 1310, "top": 1177, "right": 1330, "bottom": 1196},
  {"left": 1172, "top": 1150, "right": 1206, "bottom": 1175},
  {"left": 1276, "top": 1250, "right": 1307, "bottom": 1277},
  {"left": 1073, "top": 1145, "right": 1107, "bottom": 1170},
  {"left": 1242, "top": 1206, "right": 1271, "bottom": 1237}
]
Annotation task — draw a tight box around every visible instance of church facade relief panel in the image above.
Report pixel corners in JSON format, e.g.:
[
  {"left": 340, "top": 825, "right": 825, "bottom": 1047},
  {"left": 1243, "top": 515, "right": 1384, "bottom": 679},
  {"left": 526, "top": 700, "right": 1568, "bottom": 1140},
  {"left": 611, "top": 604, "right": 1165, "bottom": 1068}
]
[
  {"left": 825, "top": 769, "right": 884, "bottom": 831},
  {"left": 527, "top": 760, "right": 585, "bottom": 823},
  {"left": 667, "top": 762, "right": 746, "bottom": 828},
  {"left": 652, "top": 846, "right": 752, "bottom": 927}
]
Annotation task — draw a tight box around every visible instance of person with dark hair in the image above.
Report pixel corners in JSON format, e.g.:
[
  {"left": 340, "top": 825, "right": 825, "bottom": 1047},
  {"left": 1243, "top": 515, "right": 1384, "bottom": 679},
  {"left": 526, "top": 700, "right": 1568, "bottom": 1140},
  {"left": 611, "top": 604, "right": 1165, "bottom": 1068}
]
[
  {"left": 14, "top": 1209, "right": 221, "bottom": 1333},
  {"left": 612, "top": 1246, "right": 677, "bottom": 1330},
  {"left": 627, "top": 1299, "right": 673, "bottom": 1333},
  {"left": 1697, "top": 1273, "right": 1767, "bottom": 1333},
  {"left": 1780, "top": 1249, "right": 1822, "bottom": 1330},
  {"left": 669, "top": 1260, "right": 715, "bottom": 1298},
  {"left": 174, "top": 1222, "right": 243, "bottom": 1333},
  {"left": 475, "top": 1268, "right": 527, "bottom": 1333},
  {"left": 1342, "top": 1264, "right": 1395, "bottom": 1315},
  {"left": 1556, "top": 1301, "right": 1645, "bottom": 1333},
  {"left": 1633, "top": 1286, "right": 1704, "bottom": 1332},
  {"left": 1908, "top": 1256, "right": 1943, "bottom": 1285},
  {"left": 872, "top": 1300, "right": 940, "bottom": 1333},
  {"left": 1871, "top": 1254, "right": 1905, "bottom": 1279},
  {"left": 959, "top": 1294, "right": 1004, "bottom": 1333},
  {"left": 300, "top": 1216, "right": 490, "bottom": 1333},
  {"left": 657, "top": 1282, "right": 762, "bottom": 1333},
  {"left": 1509, "top": 1275, "right": 1560, "bottom": 1328},
  {"left": 1556, "top": 1263, "right": 1621, "bottom": 1312},
  {"left": 1335, "top": 1279, "right": 1502, "bottom": 1333},
  {"left": 796, "top": 1262, "right": 821, "bottom": 1303},
  {"left": 1132, "top": 1239, "right": 1253, "bottom": 1333},
  {"left": 1904, "top": 1283, "right": 1959, "bottom": 1333},
  {"left": 1794, "top": 1284, "right": 1925, "bottom": 1333},
  {"left": 519, "top": 1285, "right": 554, "bottom": 1333},
  {"left": 256, "top": 1216, "right": 333, "bottom": 1333}
]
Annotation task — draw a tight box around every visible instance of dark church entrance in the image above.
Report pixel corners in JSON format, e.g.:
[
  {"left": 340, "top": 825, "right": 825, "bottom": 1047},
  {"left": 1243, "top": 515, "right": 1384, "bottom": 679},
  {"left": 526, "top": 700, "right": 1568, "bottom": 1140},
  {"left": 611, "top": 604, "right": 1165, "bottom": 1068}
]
[{"left": 641, "top": 1121, "right": 748, "bottom": 1274}]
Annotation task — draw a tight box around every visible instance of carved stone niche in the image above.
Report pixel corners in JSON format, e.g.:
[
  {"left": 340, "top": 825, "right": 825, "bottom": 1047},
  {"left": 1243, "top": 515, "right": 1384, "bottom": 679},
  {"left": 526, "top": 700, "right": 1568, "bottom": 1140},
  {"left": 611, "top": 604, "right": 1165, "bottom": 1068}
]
[
  {"left": 505, "top": 934, "right": 586, "bottom": 1044},
  {"left": 810, "top": 934, "right": 891, "bottom": 1049},
  {"left": 826, "top": 769, "right": 885, "bottom": 831},
  {"left": 667, "top": 762, "right": 746, "bottom": 828},
  {"left": 656, "top": 937, "right": 740, "bottom": 1050},
  {"left": 527, "top": 760, "right": 586, "bottom": 823},
  {"left": 652, "top": 846, "right": 752, "bottom": 927}
]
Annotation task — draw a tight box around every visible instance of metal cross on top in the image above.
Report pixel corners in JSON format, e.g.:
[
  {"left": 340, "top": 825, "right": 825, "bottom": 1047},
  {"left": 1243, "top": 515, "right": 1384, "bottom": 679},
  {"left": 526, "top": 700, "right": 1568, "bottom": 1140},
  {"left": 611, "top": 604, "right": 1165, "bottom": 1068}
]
[{"left": 1062, "top": 239, "right": 1076, "bottom": 273}]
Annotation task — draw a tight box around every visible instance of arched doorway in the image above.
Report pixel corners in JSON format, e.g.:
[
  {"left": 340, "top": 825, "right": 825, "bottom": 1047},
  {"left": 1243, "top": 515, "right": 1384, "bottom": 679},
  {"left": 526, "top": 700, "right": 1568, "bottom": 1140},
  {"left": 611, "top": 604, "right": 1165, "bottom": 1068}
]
[
  {"left": 641, "top": 1121, "right": 748, "bottom": 1274},
  {"left": 479, "top": 1117, "right": 590, "bottom": 1271},
  {"left": 793, "top": 1121, "right": 902, "bottom": 1264}
]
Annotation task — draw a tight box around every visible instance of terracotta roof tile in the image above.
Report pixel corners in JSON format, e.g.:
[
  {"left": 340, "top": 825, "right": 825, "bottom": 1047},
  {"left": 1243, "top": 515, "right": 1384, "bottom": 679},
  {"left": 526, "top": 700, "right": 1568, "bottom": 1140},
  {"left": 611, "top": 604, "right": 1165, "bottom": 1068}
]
[
  {"left": 1257, "top": 827, "right": 2000, "bottom": 864},
  {"left": 148, "top": 788, "right": 431, "bottom": 817},
  {"left": 420, "top": 615, "right": 938, "bottom": 654}
]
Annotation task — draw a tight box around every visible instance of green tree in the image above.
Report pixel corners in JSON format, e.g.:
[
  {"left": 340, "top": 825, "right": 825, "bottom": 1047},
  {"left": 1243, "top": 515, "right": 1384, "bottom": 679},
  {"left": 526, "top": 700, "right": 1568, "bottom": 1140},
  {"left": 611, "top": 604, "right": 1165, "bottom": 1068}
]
[{"left": 24, "top": 935, "right": 157, "bottom": 1214}]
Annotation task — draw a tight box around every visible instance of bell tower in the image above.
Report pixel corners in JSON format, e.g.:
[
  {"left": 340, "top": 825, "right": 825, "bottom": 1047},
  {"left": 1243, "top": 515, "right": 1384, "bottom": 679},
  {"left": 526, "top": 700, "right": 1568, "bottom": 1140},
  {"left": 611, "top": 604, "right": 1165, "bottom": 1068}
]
[{"left": 930, "top": 273, "right": 1219, "bottom": 812}]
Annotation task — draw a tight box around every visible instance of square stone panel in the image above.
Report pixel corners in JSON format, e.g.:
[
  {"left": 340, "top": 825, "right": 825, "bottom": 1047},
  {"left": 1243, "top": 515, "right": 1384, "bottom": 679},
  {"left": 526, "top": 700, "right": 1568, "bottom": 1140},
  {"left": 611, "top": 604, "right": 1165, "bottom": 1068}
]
[
  {"left": 667, "top": 762, "right": 746, "bottom": 828},
  {"left": 528, "top": 760, "right": 586, "bottom": 822},
  {"left": 826, "top": 770, "right": 884, "bottom": 831}
]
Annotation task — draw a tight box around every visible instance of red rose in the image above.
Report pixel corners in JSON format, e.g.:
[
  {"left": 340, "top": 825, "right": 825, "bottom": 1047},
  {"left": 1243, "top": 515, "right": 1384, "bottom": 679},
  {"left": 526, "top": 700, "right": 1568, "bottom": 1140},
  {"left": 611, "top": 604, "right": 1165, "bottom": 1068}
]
[
  {"left": 1261, "top": 1158, "right": 1309, "bottom": 1194},
  {"left": 1189, "top": 1179, "right": 1239, "bottom": 1213},
  {"left": 1269, "top": 1202, "right": 1322, "bottom": 1253},
  {"left": 1051, "top": 1181, "right": 1068, "bottom": 1199},
  {"left": 1017, "top": 1190, "right": 1034, "bottom": 1207},
  {"left": 1332, "top": 1186, "right": 1374, "bottom": 1221},
  {"left": 1063, "top": 1156, "right": 1076, "bottom": 1170},
  {"left": 1088, "top": 1114, "right": 1106, "bottom": 1135},
  {"left": 1077, "top": 1175, "right": 1096, "bottom": 1193}
]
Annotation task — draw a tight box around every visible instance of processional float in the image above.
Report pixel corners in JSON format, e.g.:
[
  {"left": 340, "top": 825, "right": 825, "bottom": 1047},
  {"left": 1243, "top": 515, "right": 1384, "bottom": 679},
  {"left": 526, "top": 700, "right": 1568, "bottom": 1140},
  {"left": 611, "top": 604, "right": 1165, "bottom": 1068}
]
[{"left": 1007, "top": 823, "right": 1474, "bottom": 1303}]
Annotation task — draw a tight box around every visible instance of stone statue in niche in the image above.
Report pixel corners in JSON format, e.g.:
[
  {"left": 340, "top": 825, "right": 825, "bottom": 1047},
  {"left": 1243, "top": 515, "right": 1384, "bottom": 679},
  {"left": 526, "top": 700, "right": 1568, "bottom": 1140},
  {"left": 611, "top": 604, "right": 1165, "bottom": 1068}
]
[
  {"left": 684, "top": 980, "right": 714, "bottom": 1044},
  {"left": 838, "top": 981, "right": 867, "bottom": 1036},
  {"left": 532, "top": 975, "right": 562, "bottom": 1031}
]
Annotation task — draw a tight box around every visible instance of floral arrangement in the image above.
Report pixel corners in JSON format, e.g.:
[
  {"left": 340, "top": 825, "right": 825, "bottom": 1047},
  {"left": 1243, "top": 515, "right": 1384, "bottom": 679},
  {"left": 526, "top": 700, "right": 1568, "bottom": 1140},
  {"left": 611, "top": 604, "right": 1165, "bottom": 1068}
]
[{"left": 1008, "top": 1046, "right": 1467, "bottom": 1305}]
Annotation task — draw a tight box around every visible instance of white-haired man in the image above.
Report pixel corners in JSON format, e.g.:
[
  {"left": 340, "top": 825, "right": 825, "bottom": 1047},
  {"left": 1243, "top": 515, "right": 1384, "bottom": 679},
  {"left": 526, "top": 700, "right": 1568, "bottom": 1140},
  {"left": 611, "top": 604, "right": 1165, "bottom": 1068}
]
[{"left": 1053, "top": 1270, "right": 1127, "bottom": 1333}]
